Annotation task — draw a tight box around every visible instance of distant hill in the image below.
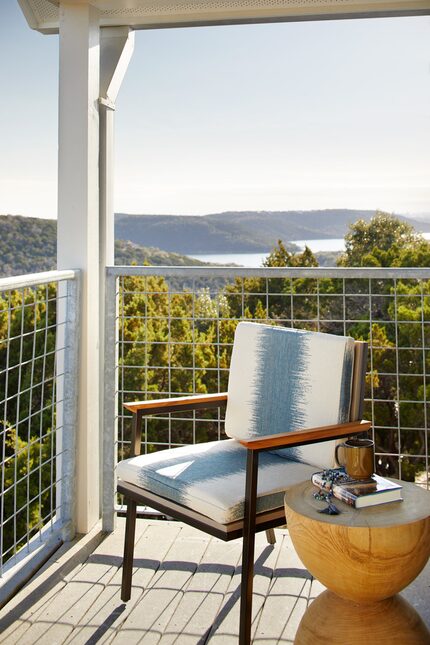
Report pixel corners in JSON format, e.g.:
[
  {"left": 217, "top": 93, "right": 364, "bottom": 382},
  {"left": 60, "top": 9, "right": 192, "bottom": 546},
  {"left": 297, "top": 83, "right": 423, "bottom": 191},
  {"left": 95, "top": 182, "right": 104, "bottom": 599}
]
[
  {"left": 3, "top": 210, "right": 428, "bottom": 277},
  {"left": 0, "top": 215, "right": 57, "bottom": 276},
  {"left": 0, "top": 215, "right": 210, "bottom": 278},
  {"left": 115, "top": 210, "right": 430, "bottom": 254}
]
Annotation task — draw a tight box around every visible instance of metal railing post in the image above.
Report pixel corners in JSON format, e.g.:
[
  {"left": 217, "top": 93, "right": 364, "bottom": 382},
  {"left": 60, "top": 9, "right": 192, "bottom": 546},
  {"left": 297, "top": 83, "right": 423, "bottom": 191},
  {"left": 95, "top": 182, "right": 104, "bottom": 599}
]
[
  {"left": 56, "top": 272, "right": 81, "bottom": 541},
  {"left": 102, "top": 270, "right": 119, "bottom": 532}
]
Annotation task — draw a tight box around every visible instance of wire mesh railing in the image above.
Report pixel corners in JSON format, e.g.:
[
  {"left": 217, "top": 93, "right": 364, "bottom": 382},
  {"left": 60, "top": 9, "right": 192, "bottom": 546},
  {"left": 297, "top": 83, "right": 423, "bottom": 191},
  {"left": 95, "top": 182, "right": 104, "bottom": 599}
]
[
  {"left": 103, "top": 265, "right": 430, "bottom": 525},
  {"left": 0, "top": 270, "right": 79, "bottom": 582}
]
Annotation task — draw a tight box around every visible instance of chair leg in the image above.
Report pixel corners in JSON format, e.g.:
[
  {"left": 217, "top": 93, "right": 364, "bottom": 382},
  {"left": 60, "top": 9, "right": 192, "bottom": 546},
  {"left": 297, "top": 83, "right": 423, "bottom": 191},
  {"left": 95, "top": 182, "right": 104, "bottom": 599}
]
[
  {"left": 121, "top": 498, "right": 137, "bottom": 602},
  {"left": 265, "top": 528, "right": 276, "bottom": 545},
  {"left": 239, "top": 450, "right": 259, "bottom": 645}
]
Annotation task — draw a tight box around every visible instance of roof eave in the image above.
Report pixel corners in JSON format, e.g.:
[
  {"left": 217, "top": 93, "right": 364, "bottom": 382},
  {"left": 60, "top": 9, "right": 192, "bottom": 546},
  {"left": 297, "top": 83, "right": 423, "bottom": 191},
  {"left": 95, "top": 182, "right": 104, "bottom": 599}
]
[{"left": 17, "top": 0, "right": 430, "bottom": 35}]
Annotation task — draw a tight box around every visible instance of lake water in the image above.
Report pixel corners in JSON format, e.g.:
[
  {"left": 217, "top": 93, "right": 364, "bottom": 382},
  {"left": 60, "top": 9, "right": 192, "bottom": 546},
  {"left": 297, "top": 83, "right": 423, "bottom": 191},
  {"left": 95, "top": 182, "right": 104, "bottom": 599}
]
[
  {"left": 190, "top": 238, "right": 345, "bottom": 267},
  {"left": 190, "top": 233, "right": 430, "bottom": 267},
  {"left": 190, "top": 233, "right": 430, "bottom": 268}
]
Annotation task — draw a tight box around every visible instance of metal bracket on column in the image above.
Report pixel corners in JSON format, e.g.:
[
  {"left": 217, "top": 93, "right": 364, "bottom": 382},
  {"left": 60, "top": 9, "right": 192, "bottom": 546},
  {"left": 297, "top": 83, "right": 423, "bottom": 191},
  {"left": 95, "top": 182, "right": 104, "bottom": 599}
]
[{"left": 99, "top": 97, "right": 116, "bottom": 111}]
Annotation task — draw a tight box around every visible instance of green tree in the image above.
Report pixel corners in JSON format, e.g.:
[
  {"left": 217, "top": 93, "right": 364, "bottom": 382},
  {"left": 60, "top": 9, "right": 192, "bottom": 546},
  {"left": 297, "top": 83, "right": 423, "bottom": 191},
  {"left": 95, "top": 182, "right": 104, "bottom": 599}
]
[
  {"left": 263, "top": 240, "right": 318, "bottom": 269},
  {"left": 225, "top": 240, "right": 320, "bottom": 325},
  {"left": 337, "top": 212, "right": 429, "bottom": 480},
  {"left": 0, "top": 286, "right": 57, "bottom": 560},
  {"left": 118, "top": 274, "right": 229, "bottom": 455},
  {"left": 338, "top": 211, "right": 425, "bottom": 268}
]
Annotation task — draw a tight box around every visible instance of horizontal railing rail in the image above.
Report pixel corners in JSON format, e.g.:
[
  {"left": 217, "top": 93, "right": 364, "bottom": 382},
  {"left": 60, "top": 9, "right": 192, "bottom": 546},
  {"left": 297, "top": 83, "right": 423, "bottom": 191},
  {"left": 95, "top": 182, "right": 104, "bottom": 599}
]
[
  {"left": 0, "top": 270, "right": 78, "bottom": 291},
  {"left": 103, "top": 265, "right": 430, "bottom": 529},
  {"left": 0, "top": 270, "right": 80, "bottom": 602},
  {"left": 108, "top": 265, "right": 430, "bottom": 279}
]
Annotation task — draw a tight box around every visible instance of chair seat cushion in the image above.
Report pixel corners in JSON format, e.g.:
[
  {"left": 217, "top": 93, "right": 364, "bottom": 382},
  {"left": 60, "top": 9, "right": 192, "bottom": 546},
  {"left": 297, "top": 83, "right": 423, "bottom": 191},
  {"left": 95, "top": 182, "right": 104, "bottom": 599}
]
[{"left": 117, "top": 439, "right": 317, "bottom": 525}]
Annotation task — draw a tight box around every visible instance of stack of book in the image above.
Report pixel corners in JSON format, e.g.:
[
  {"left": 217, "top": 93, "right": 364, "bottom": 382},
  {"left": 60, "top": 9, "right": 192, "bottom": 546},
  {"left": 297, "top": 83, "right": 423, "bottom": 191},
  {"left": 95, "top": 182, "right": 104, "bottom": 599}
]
[{"left": 312, "top": 469, "right": 403, "bottom": 508}]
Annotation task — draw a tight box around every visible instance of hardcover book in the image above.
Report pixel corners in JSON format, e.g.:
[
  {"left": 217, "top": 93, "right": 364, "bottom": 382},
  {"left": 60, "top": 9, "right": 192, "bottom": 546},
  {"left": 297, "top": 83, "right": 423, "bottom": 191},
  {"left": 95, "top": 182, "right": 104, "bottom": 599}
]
[{"left": 312, "top": 469, "right": 403, "bottom": 508}]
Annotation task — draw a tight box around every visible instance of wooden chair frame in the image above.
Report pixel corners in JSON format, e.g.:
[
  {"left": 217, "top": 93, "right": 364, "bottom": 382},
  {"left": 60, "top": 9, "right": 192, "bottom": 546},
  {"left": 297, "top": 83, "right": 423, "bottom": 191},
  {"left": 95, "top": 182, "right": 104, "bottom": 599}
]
[{"left": 118, "top": 342, "right": 370, "bottom": 644}]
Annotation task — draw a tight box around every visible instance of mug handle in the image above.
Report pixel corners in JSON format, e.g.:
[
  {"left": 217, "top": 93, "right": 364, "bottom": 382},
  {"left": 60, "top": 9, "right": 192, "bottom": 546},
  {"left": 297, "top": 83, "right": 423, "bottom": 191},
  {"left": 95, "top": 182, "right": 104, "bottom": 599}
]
[{"left": 334, "top": 443, "right": 344, "bottom": 467}]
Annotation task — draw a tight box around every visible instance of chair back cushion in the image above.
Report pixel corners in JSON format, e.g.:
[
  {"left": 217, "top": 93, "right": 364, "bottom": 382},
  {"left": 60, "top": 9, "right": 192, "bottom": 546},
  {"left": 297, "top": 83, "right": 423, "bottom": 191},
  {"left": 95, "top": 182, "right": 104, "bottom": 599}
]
[{"left": 224, "top": 322, "right": 355, "bottom": 467}]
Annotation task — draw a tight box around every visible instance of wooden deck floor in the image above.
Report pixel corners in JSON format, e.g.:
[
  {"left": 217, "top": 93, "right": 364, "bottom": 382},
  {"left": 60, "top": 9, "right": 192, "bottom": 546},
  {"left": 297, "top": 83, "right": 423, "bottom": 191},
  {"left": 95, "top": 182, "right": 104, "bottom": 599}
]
[{"left": 0, "top": 519, "right": 429, "bottom": 644}]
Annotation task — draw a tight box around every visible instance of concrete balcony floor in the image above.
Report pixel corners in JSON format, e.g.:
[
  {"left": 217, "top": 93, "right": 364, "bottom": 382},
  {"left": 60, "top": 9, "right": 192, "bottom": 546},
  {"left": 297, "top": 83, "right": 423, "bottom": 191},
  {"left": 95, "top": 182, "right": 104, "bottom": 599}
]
[{"left": 0, "top": 518, "right": 429, "bottom": 644}]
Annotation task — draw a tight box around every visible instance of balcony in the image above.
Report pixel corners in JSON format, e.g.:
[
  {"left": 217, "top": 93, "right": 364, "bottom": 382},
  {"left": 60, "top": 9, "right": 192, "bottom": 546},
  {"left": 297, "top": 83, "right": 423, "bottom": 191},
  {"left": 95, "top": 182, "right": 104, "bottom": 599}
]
[
  {"left": 0, "top": 266, "right": 429, "bottom": 642},
  {"left": 6, "top": 0, "right": 430, "bottom": 640}
]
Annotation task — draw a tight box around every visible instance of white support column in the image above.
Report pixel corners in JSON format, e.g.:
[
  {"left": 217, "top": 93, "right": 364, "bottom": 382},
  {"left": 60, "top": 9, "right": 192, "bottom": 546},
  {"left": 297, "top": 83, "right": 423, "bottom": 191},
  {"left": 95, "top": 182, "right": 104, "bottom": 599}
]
[
  {"left": 57, "top": 1, "right": 101, "bottom": 534},
  {"left": 99, "top": 27, "right": 134, "bottom": 531}
]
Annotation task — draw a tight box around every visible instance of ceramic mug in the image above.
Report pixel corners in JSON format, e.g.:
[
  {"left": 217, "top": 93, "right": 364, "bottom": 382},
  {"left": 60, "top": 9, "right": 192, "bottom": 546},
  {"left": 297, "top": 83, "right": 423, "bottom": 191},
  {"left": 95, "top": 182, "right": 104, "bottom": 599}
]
[{"left": 335, "top": 438, "right": 374, "bottom": 480}]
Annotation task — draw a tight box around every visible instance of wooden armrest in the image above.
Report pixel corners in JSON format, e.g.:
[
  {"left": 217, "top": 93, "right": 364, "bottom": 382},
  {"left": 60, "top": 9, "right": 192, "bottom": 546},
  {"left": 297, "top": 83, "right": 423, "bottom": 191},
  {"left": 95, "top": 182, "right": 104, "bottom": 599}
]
[
  {"left": 238, "top": 420, "right": 372, "bottom": 451},
  {"left": 126, "top": 393, "right": 228, "bottom": 457},
  {"left": 124, "top": 392, "right": 228, "bottom": 415}
]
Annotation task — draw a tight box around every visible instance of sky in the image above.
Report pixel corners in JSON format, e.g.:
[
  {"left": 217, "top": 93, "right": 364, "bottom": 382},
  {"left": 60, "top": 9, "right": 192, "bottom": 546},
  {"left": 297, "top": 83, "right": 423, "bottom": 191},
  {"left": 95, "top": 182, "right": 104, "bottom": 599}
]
[{"left": 0, "top": 1, "right": 430, "bottom": 219}]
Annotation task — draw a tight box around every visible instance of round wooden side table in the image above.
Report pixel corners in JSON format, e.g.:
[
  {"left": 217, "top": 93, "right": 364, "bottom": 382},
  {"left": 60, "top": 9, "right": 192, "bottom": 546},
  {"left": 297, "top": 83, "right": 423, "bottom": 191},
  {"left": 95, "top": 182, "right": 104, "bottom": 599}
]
[{"left": 284, "top": 479, "right": 430, "bottom": 644}]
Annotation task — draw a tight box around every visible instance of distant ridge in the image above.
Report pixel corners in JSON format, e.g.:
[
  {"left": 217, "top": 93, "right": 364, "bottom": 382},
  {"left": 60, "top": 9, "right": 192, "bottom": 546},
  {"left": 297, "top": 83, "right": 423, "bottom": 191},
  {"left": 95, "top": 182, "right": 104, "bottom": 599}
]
[
  {"left": 0, "top": 215, "right": 210, "bottom": 278},
  {"left": 115, "top": 209, "right": 430, "bottom": 254},
  {"left": 3, "top": 211, "right": 430, "bottom": 277}
]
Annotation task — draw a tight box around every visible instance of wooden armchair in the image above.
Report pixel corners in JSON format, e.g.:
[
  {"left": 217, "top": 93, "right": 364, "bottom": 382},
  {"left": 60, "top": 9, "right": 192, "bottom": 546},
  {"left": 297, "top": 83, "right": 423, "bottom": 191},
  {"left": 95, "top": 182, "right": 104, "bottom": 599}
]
[{"left": 117, "top": 322, "right": 370, "bottom": 644}]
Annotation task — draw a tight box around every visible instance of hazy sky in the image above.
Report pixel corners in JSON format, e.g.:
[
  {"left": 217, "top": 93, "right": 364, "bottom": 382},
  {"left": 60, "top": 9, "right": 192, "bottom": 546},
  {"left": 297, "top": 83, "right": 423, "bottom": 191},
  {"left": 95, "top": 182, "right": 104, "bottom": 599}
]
[{"left": 1, "top": 1, "right": 429, "bottom": 219}]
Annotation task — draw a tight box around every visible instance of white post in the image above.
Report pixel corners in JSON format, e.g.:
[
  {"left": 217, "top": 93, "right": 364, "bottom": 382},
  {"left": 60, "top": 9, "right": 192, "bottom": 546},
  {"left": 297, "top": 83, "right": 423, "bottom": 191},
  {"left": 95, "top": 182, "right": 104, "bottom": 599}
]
[
  {"left": 56, "top": 274, "right": 81, "bottom": 541},
  {"left": 99, "top": 27, "right": 134, "bottom": 531},
  {"left": 57, "top": 1, "right": 101, "bottom": 533}
]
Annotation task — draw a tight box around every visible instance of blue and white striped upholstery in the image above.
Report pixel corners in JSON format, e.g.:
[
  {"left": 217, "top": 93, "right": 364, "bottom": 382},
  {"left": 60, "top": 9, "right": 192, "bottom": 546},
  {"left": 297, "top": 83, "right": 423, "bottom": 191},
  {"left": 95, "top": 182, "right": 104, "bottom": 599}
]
[
  {"left": 117, "top": 322, "right": 355, "bottom": 524},
  {"left": 116, "top": 440, "right": 316, "bottom": 524},
  {"left": 225, "top": 322, "right": 355, "bottom": 467}
]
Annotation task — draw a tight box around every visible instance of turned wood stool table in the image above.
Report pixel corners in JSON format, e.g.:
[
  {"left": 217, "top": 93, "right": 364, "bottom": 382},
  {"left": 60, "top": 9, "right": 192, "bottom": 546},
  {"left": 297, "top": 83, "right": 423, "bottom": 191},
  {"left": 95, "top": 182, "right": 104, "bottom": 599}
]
[{"left": 284, "top": 479, "right": 430, "bottom": 644}]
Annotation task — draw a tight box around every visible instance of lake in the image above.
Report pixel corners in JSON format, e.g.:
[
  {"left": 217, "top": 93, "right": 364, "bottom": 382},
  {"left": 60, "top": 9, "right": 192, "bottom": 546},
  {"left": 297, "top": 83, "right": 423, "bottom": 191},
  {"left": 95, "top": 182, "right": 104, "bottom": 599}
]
[
  {"left": 190, "top": 233, "right": 430, "bottom": 267},
  {"left": 190, "top": 237, "right": 345, "bottom": 267}
]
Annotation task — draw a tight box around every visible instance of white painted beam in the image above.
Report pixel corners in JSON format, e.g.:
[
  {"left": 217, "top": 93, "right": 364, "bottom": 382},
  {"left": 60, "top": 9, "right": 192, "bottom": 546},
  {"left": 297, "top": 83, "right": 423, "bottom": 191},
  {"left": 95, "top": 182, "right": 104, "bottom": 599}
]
[
  {"left": 100, "top": 27, "right": 134, "bottom": 104},
  {"left": 99, "top": 27, "right": 134, "bottom": 267},
  {"left": 57, "top": 0, "right": 101, "bottom": 534}
]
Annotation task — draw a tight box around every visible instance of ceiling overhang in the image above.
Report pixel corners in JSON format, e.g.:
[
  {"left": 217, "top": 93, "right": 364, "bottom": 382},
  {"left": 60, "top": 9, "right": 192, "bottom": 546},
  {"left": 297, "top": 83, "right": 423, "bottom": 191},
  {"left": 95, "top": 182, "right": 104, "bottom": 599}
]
[{"left": 18, "top": 0, "right": 430, "bottom": 34}]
